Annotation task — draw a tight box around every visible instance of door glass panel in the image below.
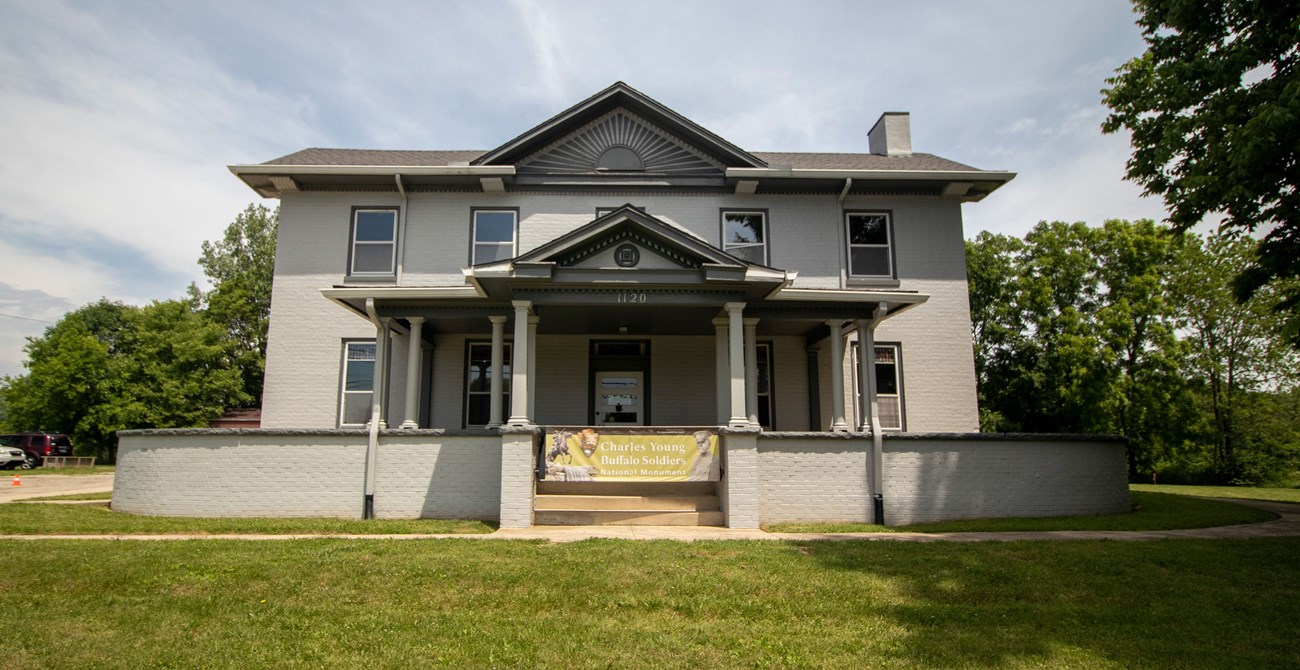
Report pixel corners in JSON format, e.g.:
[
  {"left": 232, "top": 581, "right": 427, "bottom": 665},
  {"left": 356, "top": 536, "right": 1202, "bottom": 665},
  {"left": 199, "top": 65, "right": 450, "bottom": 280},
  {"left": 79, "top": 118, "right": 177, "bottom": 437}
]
[{"left": 595, "top": 372, "right": 643, "bottom": 426}]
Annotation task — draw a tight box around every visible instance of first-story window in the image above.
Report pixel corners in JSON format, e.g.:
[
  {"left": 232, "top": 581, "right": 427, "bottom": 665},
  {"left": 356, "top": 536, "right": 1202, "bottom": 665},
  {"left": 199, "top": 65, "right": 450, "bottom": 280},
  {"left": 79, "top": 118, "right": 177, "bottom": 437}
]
[
  {"left": 350, "top": 209, "right": 399, "bottom": 276},
  {"left": 722, "top": 210, "right": 767, "bottom": 265},
  {"left": 471, "top": 209, "right": 518, "bottom": 265},
  {"left": 853, "top": 342, "right": 904, "bottom": 430},
  {"left": 339, "top": 341, "right": 376, "bottom": 426},
  {"left": 757, "top": 342, "right": 774, "bottom": 428},
  {"left": 465, "top": 341, "right": 512, "bottom": 427},
  {"left": 845, "top": 211, "right": 893, "bottom": 278}
]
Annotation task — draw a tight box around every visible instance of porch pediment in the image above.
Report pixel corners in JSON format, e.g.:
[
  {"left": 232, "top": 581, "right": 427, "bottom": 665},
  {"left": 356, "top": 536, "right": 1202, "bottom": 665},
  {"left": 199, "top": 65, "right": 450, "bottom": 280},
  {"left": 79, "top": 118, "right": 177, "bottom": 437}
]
[
  {"left": 518, "top": 205, "right": 747, "bottom": 270},
  {"left": 466, "top": 205, "right": 788, "bottom": 298}
]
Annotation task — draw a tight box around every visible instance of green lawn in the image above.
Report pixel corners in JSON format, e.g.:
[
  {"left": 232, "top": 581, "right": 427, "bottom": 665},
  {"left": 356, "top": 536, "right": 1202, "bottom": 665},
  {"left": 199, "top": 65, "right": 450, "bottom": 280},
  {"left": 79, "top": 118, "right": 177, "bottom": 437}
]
[
  {"left": 0, "top": 504, "right": 493, "bottom": 535},
  {"left": 765, "top": 491, "right": 1273, "bottom": 534},
  {"left": 0, "top": 490, "right": 1276, "bottom": 536},
  {"left": 1132, "top": 483, "right": 1300, "bottom": 504},
  {"left": 0, "top": 537, "right": 1295, "bottom": 669}
]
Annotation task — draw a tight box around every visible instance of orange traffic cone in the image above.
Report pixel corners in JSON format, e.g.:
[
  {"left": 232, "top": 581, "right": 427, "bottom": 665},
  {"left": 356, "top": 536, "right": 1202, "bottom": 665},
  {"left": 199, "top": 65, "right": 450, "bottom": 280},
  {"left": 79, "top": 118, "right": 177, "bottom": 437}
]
[{"left": 10, "top": 474, "right": 20, "bottom": 487}]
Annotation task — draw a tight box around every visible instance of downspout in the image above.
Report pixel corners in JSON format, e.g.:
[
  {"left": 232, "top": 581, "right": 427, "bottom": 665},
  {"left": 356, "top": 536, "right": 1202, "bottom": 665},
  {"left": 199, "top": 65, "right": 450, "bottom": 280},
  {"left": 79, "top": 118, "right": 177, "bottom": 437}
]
[
  {"left": 868, "top": 301, "right": 888, "bottom": 524},
  {"left": 395, "top": 174, "right": 408, "bottom": 283},
  {"left": 837, "top": 177, "right": 853, "bottom": 203},
  {"left": 363, "top": 298, "right": 386, "bottom": 519}
]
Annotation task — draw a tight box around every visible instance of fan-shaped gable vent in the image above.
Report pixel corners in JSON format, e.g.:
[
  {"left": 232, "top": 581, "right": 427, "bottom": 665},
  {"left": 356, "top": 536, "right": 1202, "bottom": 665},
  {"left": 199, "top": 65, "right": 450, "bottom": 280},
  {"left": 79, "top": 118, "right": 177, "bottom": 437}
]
[
  {"left": 519, "top": 110, "right": 723, "bottom": 175},
  {"left": 597, "top": 146, "right": 643, "bottom": 171}
]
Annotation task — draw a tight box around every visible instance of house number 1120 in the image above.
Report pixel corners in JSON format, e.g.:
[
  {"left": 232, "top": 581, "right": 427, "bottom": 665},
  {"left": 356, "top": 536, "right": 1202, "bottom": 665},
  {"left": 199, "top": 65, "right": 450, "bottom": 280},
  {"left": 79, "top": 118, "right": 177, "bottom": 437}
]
[{"left": 616, "top": 292, "right": 648, "bottom": 303}]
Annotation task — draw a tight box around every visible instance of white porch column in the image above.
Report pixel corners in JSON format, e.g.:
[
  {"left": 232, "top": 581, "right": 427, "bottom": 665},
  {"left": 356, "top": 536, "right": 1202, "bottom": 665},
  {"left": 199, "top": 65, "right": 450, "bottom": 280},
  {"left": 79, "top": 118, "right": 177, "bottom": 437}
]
[
  {"left": 827, "top": 320, "right": 848, "bottom": 431},
  {"left": 744, "top": 318, "right": 760, "bottom": 426},
  {"left": 400, "top": 316, "right": 424, "bottom": 429},
  {"left": 856, "top": 319, "right": 876, "bottom": 432},
  {"left": 370, "top": 319, "right": 389, "bottom": 429},
  {"left": 507, "top": 300, "right": 532, "bottom": 426},
  {"left": 488, "top": 316, "right": 506, "bottom": 428},
  {"left": 527, "top": 315, "right": 539, "bottom": 422},
  {"left": 726, "top": 302, "right": 748, "bottom": 427},
  {"left": 713, "top": 318, "right": 728, "bottom": 424}
]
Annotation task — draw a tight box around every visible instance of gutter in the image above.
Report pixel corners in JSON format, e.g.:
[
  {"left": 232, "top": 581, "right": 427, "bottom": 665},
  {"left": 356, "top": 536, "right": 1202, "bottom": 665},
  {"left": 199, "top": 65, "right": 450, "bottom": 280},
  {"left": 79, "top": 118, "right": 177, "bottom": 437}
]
[
  {"left": 395, "top": 174, "right": 408, "bottom": 282},
  {"left": 362, "top": 298, "right": 386, "bottom": 519},
  {"left": 866, "top": 301, "right": 889, "bottom": 525}
]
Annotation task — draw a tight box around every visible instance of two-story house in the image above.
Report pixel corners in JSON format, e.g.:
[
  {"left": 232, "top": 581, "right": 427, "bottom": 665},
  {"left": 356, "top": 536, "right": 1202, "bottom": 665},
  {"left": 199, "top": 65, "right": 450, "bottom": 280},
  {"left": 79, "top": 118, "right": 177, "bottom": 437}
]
[
  {"left": 114, "top": 83, "right": 1130, "bottom": 528},
  {"left": 242, "top": 82, "right": 1010, "bottom": 435}
]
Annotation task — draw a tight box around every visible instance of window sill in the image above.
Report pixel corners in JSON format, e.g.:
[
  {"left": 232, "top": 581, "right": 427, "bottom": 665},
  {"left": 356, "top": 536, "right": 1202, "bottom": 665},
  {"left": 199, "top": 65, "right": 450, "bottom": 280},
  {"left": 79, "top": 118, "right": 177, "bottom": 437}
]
[
  {"left": 343, "top": 275, "right": 399, "bottom": 284},
  {"left": 845, "top": 277, "right": 901, "bottom": 289}
]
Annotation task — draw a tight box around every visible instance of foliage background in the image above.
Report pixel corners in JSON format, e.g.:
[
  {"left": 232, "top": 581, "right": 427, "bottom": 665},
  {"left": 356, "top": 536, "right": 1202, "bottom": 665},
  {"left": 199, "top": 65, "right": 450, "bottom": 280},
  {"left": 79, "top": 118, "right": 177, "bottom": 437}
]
[
  {"left": 969, "top": 220, "right": 1300, "bottom": 486},
  {"left": 0, "top": 205, "right": 277, "bottom": 462}
]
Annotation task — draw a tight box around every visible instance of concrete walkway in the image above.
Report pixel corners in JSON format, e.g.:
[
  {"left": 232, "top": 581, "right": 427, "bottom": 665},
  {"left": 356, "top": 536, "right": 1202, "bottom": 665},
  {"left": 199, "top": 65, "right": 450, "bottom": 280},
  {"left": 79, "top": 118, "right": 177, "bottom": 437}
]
[
  {"left": 0, "top": 473, "right": 114, "bottom": 503},
  {"left": 0, "top": 497, "right": 1296, "bottom": 543}
]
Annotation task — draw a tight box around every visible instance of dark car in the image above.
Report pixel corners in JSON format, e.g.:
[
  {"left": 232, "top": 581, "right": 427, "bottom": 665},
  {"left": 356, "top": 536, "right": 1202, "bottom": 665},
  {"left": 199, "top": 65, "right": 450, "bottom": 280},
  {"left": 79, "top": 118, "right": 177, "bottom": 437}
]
[{"left": 0, "top": 433, "right": 74, "bottom": 469}]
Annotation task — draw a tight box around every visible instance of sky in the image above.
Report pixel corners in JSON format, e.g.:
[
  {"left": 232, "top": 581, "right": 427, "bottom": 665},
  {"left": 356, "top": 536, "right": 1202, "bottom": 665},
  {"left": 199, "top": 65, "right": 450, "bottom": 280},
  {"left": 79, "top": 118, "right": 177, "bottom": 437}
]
[{"left": 0, "top": 0, "right": 1167, "bottom": 377}]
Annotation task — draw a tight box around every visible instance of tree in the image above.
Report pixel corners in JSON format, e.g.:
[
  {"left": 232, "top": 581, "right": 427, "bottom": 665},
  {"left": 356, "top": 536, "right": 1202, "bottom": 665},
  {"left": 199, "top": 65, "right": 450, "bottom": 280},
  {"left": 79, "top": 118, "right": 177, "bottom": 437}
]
[
  {"left": 1169, "top": 234, "right": 1300, "bottom": 482},
  {"left": 0, "top": 299, "right": 249, "bottom": 462},
  {"left": 192, "top": 203, "right": 278, "bottom": 405},
  {"left": 1102, "top": 0, "right": 1300, "bottom": 346},
  {"left": 967, "top": 220, "right": 1198, "bottom": 478}
]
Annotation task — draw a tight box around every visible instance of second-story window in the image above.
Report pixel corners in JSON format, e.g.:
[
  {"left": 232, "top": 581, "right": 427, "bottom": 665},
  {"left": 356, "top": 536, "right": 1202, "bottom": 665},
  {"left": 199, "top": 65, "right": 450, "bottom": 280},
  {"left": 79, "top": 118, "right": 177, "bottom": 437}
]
[
  {"left": 350, "top": 208, "right": 398, "bottom": 276},
  {"left": 472, "top": 209, "right": 518, "bottom": 265},
  {"left": 845, "top": 212, "right": 894, "bottom": 278},
  {"left": 722, "top": 210, "right": 767, "bottom": 265}
]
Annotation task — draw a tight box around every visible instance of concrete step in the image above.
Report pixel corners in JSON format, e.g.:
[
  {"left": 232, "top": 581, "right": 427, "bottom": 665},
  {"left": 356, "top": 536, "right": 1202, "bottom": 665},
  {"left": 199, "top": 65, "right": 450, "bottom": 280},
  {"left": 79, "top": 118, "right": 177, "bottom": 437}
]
[
  {"left": 534, "top": 494, "right": 720, "bottom": 512},
  {"left": 534, "top": 509, "right": 725, "bottom": 526},
  {"left": 536, "top": 481, "right": 717, "bottom": 497}
]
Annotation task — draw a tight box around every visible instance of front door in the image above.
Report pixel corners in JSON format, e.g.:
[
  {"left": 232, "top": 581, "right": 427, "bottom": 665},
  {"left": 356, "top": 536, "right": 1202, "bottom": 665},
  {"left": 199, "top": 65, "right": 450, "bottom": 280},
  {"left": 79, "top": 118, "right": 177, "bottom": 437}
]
[{"left": 594, "top": 372, "right": 644, "bottom": 426}]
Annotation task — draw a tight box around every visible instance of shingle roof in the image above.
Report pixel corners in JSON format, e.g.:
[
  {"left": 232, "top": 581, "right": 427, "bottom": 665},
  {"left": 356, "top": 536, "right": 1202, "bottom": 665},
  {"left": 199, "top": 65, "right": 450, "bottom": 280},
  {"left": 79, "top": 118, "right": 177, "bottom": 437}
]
[
  {"left": 261, "top": 148, "right": 984, "bottom": 172},
  {"left": 751, "top": 151, "right": 978, "bottom": 172},
  {"left": 262, "top": 148, "right": 484, "bottom": 166}
]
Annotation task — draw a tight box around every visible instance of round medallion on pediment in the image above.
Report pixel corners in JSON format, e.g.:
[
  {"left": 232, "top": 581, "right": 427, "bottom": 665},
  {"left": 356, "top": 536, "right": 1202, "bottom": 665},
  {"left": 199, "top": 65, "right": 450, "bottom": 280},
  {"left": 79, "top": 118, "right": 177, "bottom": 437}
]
[{"left": 614, "top": 244, "right": 640, "bottom": 268}]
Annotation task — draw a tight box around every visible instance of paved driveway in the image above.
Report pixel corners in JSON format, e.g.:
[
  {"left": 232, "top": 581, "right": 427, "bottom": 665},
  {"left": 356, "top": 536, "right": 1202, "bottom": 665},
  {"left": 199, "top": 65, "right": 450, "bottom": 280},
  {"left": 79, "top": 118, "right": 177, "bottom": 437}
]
[{"left": 0, "top": 474, "right": 114, "bottom": 502}]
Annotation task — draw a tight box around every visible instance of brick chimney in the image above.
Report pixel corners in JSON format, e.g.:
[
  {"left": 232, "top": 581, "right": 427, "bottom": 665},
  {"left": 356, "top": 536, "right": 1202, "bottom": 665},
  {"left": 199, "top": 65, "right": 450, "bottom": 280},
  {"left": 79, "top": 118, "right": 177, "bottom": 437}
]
[{"left": 868, "top": 112, "right": 912, "bottom": 156}]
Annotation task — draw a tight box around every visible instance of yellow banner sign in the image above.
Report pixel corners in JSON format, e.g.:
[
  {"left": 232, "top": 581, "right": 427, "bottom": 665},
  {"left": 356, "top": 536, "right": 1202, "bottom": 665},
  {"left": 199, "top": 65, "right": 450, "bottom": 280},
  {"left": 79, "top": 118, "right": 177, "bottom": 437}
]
[{"left": 541, "top": 428, "right": 719, "bottom": 482}]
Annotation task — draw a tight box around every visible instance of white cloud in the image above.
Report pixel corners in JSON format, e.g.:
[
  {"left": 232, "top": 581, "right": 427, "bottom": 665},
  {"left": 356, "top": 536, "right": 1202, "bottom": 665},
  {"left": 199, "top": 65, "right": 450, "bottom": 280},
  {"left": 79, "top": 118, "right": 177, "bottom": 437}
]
[{"left": 0, "top": 0, "right": 319, "bottom": 276}]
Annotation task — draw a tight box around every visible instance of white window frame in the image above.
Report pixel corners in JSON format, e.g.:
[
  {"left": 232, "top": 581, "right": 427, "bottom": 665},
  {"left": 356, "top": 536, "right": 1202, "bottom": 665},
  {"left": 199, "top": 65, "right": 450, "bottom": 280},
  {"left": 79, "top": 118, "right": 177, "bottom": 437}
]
[
  {"left": 339, "top": 340, "right": 377, "bottom": 427},
  {"left": 852, "top": 342, "right": 904, "bottom": 431},
  {"left": 756, "top": 341, "right": 774, "bottom": 429},
  {"left": 464, "top": 341, "right": 512, "bottom": 428},
  {"left": 721, "top": 210, "right": 768, "bottom": 265},
  {"left": 349, "top": 208, "right": 399, "bottom": 277},
  {"left": 471, "top": 209, "right": 518, "bottom": 265},
  {"left": 844, "top": 211, "right": 894, "bottom": 278}
]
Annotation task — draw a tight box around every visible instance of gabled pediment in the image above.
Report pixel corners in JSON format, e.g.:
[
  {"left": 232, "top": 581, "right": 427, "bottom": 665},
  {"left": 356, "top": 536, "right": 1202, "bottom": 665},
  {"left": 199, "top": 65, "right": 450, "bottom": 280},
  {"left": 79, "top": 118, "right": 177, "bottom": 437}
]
[
  {"left": 514, "top": 206, "right": 747, "bottom": 271},
  {"left": 518, "top": 109, "right": 723, "bottom": 176},
  {"left": 473, "top": 82, "right": 766, "bottom": 169}
]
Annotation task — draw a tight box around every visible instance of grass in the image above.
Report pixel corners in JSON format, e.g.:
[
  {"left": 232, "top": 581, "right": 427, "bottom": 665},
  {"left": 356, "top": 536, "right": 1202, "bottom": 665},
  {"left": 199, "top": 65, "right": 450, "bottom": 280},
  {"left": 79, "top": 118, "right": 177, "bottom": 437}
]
[
  {"left": 0, "top": 504, "right": 494, "bottom": 535},
  {"left": 764, "top": 491, "right": 1274, "bottom": 534},
  {"left": 1132, "top": 483, "right": 1300, "bottom": 504},
  {"left": 0, "top": 537, "right": 1295, "bottom": 668},
  {"left": 0, "top": 490, "right": 1275, "bottom": 536}
]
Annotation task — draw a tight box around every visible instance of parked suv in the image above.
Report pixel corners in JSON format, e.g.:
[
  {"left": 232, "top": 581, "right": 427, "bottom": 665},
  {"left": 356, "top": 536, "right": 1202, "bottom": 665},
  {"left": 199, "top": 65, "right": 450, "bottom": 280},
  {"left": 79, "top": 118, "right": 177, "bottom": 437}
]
[{"left": 0, "top": 433, "right": 74, "bottom": 470}]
